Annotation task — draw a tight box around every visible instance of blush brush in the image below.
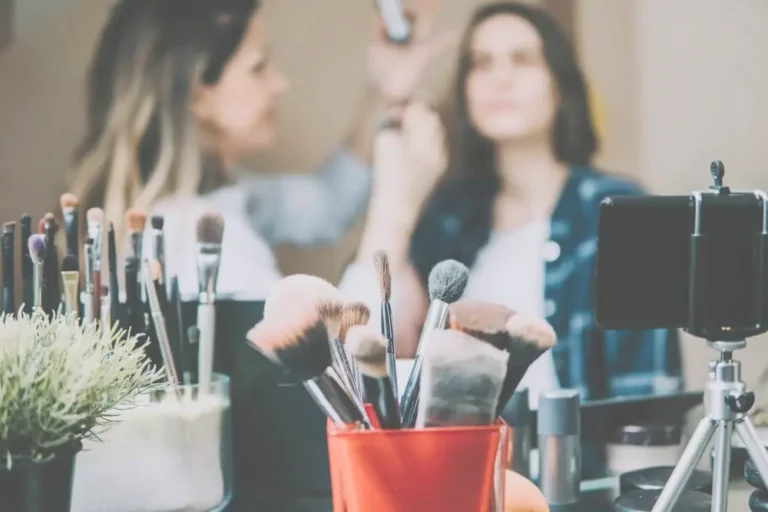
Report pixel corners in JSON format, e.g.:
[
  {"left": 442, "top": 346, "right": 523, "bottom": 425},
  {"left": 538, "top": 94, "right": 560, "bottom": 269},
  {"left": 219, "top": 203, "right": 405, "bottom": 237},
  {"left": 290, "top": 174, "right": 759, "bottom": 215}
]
[{"left": 247, "top": 308, "right": 372, "bottom": 429}]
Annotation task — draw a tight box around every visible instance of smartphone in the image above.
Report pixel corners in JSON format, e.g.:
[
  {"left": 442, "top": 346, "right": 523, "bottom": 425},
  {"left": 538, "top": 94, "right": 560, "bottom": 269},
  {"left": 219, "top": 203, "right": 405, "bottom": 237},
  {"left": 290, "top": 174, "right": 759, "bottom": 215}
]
[
  {"left": 595, "top": 193, "right": 766, "bottom": 334},
  {"left": 375, "top": 0, "right": 412, "bottom": 44}
]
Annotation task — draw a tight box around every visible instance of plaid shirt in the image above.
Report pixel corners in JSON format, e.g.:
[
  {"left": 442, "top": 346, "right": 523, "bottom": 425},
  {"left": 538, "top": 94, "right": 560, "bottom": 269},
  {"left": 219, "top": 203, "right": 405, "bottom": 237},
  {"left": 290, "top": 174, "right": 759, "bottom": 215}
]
[{"left": 548, "top": 166, "right": 683, "bottom": 399}]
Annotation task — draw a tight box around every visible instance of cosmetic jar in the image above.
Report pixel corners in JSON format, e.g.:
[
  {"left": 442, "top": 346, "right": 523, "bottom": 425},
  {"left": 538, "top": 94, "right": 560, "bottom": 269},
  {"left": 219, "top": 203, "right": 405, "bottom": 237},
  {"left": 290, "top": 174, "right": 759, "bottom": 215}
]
[
  {"left": 71, "top": 373, "right": 232, "bottom": 512},
  {"left": 613, "top": 489, "right": 711, "bottom": 511},
  {"left": 538, "top": 389, "right": 581, "bottom": 511},
  {"left": 607, "top": 424, "right": 683, "bottom": 475},
  {"left": 501, "top": 387, "right": 532, "bottom": 478}
]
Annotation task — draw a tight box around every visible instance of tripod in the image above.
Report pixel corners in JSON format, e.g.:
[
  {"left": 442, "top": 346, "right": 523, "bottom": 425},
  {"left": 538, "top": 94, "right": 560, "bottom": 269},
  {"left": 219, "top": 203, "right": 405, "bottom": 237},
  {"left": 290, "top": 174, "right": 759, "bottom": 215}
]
[{"left": 651, "top": 340, "right": 768, "bottom": 511}]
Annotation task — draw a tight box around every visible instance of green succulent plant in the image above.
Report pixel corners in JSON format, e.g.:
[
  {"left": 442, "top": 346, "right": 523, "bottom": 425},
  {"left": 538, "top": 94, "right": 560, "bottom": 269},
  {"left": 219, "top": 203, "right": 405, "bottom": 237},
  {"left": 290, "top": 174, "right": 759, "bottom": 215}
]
[{"left": 0, "top": 311, "right": 164, "bottom": 469}]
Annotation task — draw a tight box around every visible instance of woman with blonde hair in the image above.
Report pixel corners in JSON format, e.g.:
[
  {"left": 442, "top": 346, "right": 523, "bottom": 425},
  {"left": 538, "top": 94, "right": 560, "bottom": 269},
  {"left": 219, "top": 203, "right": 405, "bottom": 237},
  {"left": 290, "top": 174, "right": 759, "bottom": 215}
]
[{"left": 69, "top": 0, "right": 453, "bottom": 296}]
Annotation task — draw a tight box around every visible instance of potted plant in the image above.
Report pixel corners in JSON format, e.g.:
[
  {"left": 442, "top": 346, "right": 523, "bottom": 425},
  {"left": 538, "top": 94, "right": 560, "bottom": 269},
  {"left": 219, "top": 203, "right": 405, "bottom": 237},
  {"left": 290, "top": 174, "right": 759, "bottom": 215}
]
[{"left": 0, "top": 310, "right": 163, "bottom": 512}]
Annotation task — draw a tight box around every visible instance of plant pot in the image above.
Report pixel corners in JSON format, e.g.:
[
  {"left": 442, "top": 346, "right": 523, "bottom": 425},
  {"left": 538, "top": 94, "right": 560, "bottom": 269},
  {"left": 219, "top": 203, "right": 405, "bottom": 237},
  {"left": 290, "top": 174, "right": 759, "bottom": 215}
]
[{"left": 0, "top": 442, "right": 80, "bottom": 512}]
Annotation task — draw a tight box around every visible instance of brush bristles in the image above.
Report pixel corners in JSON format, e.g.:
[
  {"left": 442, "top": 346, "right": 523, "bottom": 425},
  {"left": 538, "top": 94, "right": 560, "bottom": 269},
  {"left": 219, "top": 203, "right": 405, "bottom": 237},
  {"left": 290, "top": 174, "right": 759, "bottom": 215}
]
[
  {"left": 62, "top": 254, "right": 78, "bottom": 272},
  {"left": 372, "top": 250, "right": 391, "bottom": 302},
  {"left": 41, "top": 213, "right": 58, "bottom": 234},
  {"left": 196, "top": 211, "right": 225, "bottom": 245},
  {"left": 59, "top": 193, "right": 79, "bottom": 210},
  {"left": 448, "top": 300, "right": 514, "bottom": 351},
  {"left": 345, "top": 325, "right": 387, "bottom": 378},
  {"left": 318, "top": 299, "right": 344, "bottom": 339},
  {"left": 506, "top": 314, "right": 557, "bottom": 349},
  {"left": 27, "top": 234, "right": 46, "bottom": 263},
  {"left": 264, "top": 274, "right": 342, "bottom": 320},
  {"left": 339, "top": 302, "right": 371, "bottom": 342},
  {"left": 247, "top": 314, "right": 332, "bottom": 381},
  {"left": 125, "top": 208, "right": 147, "bottom": 232},
  {"left": 428, "top": 259, "right": 469, "bottom": 303},
  {"left": 2, "top": 222, "right": 14, "bottom": 235},
  {"left": 86, "top": 207, "right": 104, "bottom": 225},
  {"left": 151, "top": 215, "right": 164, "bottom": 230}
]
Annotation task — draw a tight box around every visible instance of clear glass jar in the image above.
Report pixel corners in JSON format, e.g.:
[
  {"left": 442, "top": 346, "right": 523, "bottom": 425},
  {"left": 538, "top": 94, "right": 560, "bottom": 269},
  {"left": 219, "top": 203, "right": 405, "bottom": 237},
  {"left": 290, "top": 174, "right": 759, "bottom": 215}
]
[{"left": 71, "top": 373, "right": 232, "bottom": 512}]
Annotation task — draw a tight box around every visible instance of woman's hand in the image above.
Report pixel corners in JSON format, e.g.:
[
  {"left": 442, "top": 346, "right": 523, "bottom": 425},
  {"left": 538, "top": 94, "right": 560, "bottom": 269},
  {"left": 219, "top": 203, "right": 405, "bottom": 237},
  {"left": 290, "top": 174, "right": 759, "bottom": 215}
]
[{"left": 367, "top": 0, "right": 457, "bottom": 102}]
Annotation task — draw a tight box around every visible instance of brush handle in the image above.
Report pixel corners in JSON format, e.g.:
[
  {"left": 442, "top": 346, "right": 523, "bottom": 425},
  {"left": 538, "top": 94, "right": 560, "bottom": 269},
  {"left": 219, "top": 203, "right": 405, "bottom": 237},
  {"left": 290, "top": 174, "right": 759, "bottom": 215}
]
[
  {"left": 330, "top": 338, "right": 363, "bottom": 403},
  {"left": 108, "top": 225, "right": 120, "bottom": 329},
  {"left": 32, "top": 261, "right": 42, "bottom": 311},
  {"left": 363, "top": 375, "right": 401, "bottom": 429},
  {"left": 124, "top": 259, "right": 143, "bottom": 335},
  {"left": 399, "top": 354, "right": 423, "bottom": 428},
  {"left": 197, "top": 302, "right": 216, "bottom": 392},
  {"left": 83, "top": 290, "right": 95, "bottom": 324},
  {"left": 20, "top": 216, "right": 32, "bottom": 314},
  {"left": 305, "top": 370, "right": 371, "bottom": 428},
  {"left": 42, "top": 228, "right": 60, "bottom": 316},
  {"left": 171, "top": 277, "right": 189, "bottom": 385},
  {"left": 2, "top": 232, "right": 14, "bottom": 314},
  {"left": 381, "top": 301, "right": 398, "bottom": 398},
  {"left": 64, "top": 211, "right": 79, "bottom": 262},
  {"left": 92, "top": 272, "right": 101, "bottom": 324}
]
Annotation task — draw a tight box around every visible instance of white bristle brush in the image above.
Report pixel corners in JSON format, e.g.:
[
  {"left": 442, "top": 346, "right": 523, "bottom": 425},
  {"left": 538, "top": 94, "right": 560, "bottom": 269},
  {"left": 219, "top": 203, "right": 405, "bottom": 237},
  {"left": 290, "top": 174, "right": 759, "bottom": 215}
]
[{"left": 195, "top": 211, "right": 224, "bottom": 392}]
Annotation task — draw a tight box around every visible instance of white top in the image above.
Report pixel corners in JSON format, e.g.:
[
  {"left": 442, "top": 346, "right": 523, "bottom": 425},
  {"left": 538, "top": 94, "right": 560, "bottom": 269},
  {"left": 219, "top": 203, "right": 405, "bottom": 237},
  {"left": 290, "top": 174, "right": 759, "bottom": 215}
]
[{"left": 338, "top": 220, "right": 561, "bottom": 409}]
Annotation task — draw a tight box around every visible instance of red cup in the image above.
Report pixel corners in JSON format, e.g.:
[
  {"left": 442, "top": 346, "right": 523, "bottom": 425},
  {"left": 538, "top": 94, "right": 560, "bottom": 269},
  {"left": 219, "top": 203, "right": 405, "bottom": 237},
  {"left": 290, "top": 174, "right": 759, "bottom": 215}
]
[{"left": 328, "top": 417, "right": 508, "bottom": 512}]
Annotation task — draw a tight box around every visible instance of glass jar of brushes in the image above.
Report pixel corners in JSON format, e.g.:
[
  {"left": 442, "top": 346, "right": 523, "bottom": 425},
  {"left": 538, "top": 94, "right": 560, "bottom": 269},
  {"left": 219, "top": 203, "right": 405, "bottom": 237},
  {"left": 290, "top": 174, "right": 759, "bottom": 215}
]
[{"left": 70, "top": 373, "right": 232, "bottom": 512}]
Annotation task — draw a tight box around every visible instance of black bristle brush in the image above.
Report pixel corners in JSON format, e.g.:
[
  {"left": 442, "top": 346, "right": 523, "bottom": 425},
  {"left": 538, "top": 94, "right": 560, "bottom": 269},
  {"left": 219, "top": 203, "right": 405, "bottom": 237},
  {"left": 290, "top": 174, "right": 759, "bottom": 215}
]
[
  {"left": 2, "top": 222, "right": 15, "bottom": 314},
  {"left": 40, "top": 213, "right": 60, "bottom": 315},
  {"left": 19, "top": 214, "right": 32, "bottom": 314},
  {"left": 346, "top": 325, "right": 401, "bottom": 429},
  {"left": 448, "top": 299, "right": 557, "bottom": 415},
  {"left": 247, "top": 308, "right": 372, "bottom": 429},
  {"left": 373, "top": 251, "right": 397, "bottom": 397}
]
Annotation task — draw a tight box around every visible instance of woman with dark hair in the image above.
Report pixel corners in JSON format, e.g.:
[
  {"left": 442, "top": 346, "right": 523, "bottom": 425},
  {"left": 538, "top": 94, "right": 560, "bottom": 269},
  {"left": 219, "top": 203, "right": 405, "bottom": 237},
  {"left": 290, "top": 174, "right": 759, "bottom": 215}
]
[
  {"left": 341, "top": 1, "right": 682, "bottom": 405},
  {"left": 68, "top": 0, "right": 453, "bottom": 297}
]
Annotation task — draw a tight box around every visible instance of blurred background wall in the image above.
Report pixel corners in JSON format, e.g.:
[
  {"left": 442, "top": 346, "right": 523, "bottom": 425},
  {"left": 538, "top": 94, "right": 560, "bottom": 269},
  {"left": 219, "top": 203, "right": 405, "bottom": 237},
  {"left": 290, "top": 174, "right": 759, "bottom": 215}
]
[{"left": 1, "top": 0, "right": 767, "bottom": 389}]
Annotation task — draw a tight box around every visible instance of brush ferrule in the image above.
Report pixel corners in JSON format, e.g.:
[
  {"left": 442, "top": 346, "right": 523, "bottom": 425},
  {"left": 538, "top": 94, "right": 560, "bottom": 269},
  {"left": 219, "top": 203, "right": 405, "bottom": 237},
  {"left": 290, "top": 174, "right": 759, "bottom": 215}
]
[
  {"left": 415, "top": 300, "right": 449, "bottom": 357},
  {"left": 32, "top": 261, "right": 42, "bottom": 310},
  {"left": 196, "top": 243, "right": 221, "bottom": 300},
  {"left": 88, "top": 223, "right": 102, "bottom": 271},
  {"left": 61, "top": 271, "right": 80, "bottom": 318},
  {"left": 305, "top": 369, "right": 371, "bottom": 428},
  {"left": 83, "top": 243, "right": 95, "bottom": 290}
]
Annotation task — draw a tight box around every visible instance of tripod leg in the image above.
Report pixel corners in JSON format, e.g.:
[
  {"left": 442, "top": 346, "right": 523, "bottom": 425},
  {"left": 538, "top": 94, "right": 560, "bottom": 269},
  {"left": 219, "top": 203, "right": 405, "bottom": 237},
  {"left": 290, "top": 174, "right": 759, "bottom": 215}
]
[
  {"left": 735, "top": 417, "right": 768, "bottom": 490},
  {"left": 711, "top": 421, "right": 733, "bottom": 512},
  {"left": 651, "top": 417, "right": 717, "bottom": 512}
]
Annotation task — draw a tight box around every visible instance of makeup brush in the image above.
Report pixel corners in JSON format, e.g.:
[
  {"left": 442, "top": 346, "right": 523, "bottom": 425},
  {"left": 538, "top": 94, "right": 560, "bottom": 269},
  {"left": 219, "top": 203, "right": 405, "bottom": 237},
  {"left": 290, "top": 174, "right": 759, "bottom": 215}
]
[
  {"left": 195, "top": 211, "right": 224, "bottom": 391},
  {"left": 124, "top": 257, "right": 143, "bottom": 336},
  {"left": 415, "top": 329, "right": 508, "bottom": 428},
  {"left": 318, "top": 300, "right": 361, "bottom": 404},
  {"left": 400, "top": 259, "right": 469, "bottom": 427},
  {"left": 124, "top": 208, "right": 146, "bottom": 260},
  {"left": 19, "top": 214, "right": 32, "bottom": 314},
  {"left": 61, "top": 270, "right": 80, "bottom": 318},
  {"left": 346, "top": 325, "right": 401, "bottom": 429},
  {"left": 27, "top": 234, "right": 46, "bottom": 311},
  {"left": 448, "top": 300, "right": 556, "bottom": 414},
  {"left": 247, "top": 310, "right": 371, "bottom": 429},
  {"left": 82, "top": 240, "right": 95, "bottom": 323},
  {"left": 99, "top": 285, "right": 111, "bottom": 328},
  {"left": 107, "top": 223, "right": 120, "bottom": 329},
  {"left": 41, "top": 214, "right": 60, "bottom": 315},
  {"left": 171, "top": 276, "right": 190, "bottom": 385},
  {"left": 2, "top": 222, "right": 15, "bottom": 315},
  {"left": 187, "top": 325, "right": 200, "bottom": 386},
  {"left": 264, "top": 273, "right": 343, "bottom": 320},
  {"left": 150, "top": 216, "right": 166, "bottom": 288},
  {"left": 144, "top": 260, "right": 179, "bottom": 386},
  {"left": 86, "top": 208, "right": 104, "bottom": 315},
  {"left": 339, "top": 302, "right": 371, "bottom": 399},
  {"left": 60, "top": 193, "right": 80, "bottom": 263},
  {"left": 373, "top": 250, "right": 398, "bottom": 397}
]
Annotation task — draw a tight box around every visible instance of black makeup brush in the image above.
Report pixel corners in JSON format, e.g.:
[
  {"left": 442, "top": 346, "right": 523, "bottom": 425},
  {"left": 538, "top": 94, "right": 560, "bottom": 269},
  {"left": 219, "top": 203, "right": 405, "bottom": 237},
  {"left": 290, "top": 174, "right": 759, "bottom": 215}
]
[
  {"left": 41, "top": 213, "right": 60, "bottom": 315},
  {"left": 170, "top": 276, "right": 189, "bottom": 385},
  {"left": 124, "top": 257, "right": 143, "bottom": 336},
  {"left": 87, "top": 208, "right": 104, "bottom": 318},
  {"left": 346, "top": 325, "right": 401, "bottom": 429},
  {"left": 150, "top": 216, "right": 165, "bottom": 288},
  {"left": 415, "top": 329, "right": 508, "bottom": 428},
  {"left": 400, "top": 259, "right": 469, "bottom": 427},
  {"left": 107, "top": 223, "right": 120, "bottom": 329},
  {"left": 247, "top": 311, "right": 372, "bottom": 429},
  {"left": 339, "top": 302, "right": 371, "bottom": 400},
  {"left": 19, "top": 214, "right": 32, "bottom": 314},
  {"left": 373, "top": 250, "right": 397, "bottom": 396},
  {"left": 187, "top": 325, "right": 200, "bottom": 386},
  {"left": 2, "top": 222, "right": 15, "bottom": 315},
  {"left": 195, "top": 211, "right": 224, "bottom": 391},
  {"left": 27, "top": 234, "right": 46, "bottom": 311},
  {"left": 60, "top": 193, "right": 80, "bottom": 264}
]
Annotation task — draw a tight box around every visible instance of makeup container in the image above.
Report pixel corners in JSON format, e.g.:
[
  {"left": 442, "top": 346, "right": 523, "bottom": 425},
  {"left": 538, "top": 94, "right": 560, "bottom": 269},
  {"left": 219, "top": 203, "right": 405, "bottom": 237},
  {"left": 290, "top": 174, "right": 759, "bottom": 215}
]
[
  {"left": 607, "top": 424, "right": 684, "bottom": 475},
  {"left": 619, "top": 466, "right": 711, "bottom": 496},
  {"left": 538, "top": 389, "right": 581, "bottom": 511},
  {"left": 613, "top": 489, "right": 711, "bottom": 511},
  {"left": 501, "top": 387, "right": 532, "bottom": 478},
  {"left": 70, "top": 374, "right": 232, "bottom": 512}
]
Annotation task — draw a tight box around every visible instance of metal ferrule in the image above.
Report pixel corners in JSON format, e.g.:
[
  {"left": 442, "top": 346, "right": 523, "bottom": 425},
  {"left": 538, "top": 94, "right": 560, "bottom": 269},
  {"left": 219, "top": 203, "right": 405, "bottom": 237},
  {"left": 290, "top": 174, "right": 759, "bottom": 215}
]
[
  {"left": 88, "top": 222, "right": 102, "bottom": 271},
  {"left": 84, "top": 243, "right": 95, "bottom": 291},
  {"left": 415, "top": 300, "right": 449, "bottom": 357},
  {"left": 196, "top": 243, "right": 221, "bottom": 303},
  {"left": 304, "top": 368, "right": 371, "bottom": 428}
]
